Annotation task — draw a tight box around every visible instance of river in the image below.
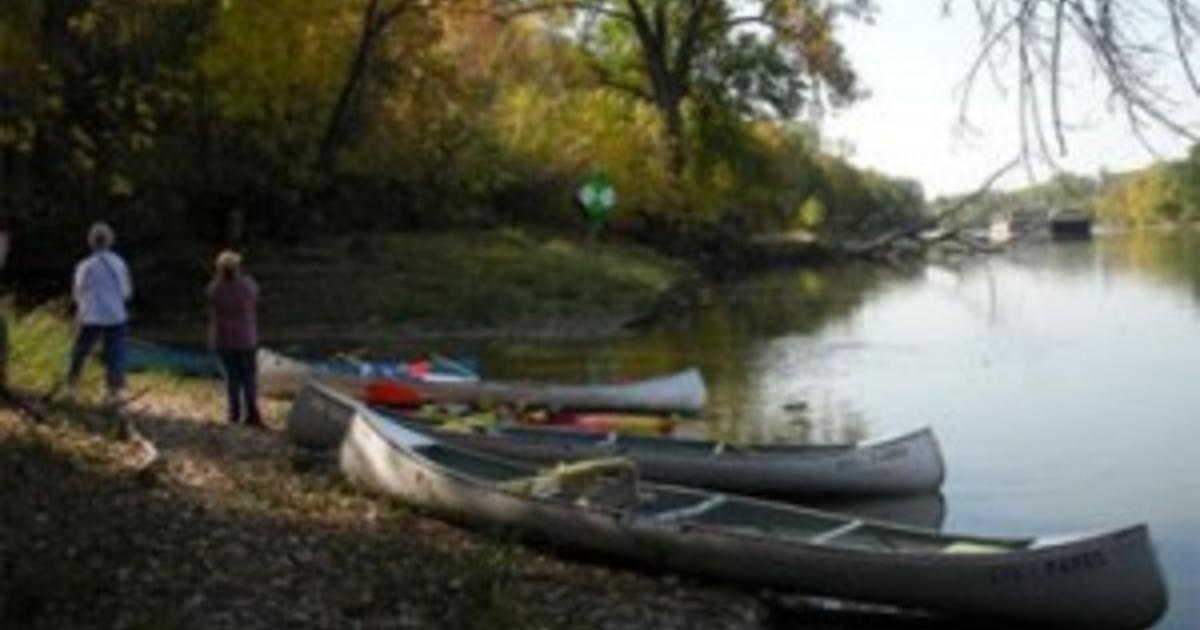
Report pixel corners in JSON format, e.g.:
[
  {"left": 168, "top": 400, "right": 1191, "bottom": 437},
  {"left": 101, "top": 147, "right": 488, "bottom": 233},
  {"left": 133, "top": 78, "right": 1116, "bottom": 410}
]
[{"left": 447, "top": 231, "right": 1199, "bottom": 629}]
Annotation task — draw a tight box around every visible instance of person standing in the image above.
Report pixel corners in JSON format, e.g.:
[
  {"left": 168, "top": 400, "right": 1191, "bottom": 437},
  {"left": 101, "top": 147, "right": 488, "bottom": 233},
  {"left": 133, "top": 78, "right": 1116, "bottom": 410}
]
[
  {"left": 207, "top": 250, "right": 263, "bottom": 427},
  {"left": 66, "top": 222, "right": 133, "bottom": 403}
]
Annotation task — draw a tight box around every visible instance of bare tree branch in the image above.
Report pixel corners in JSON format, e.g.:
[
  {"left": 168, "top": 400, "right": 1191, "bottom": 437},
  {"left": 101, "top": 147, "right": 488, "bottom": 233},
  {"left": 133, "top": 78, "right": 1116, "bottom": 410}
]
[
  {"left": 953, "top": 0, "right": 1200, "bottom": 171},
  {"left": 492, "top": 0, "right": 632, "bottom": 23}
]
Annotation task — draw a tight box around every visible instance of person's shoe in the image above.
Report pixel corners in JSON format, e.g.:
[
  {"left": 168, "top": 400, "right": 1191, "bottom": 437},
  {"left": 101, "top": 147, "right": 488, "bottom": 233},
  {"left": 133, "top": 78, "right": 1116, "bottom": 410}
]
[{"left": 246, "top": 417, "right": 267, "bottom": 430}]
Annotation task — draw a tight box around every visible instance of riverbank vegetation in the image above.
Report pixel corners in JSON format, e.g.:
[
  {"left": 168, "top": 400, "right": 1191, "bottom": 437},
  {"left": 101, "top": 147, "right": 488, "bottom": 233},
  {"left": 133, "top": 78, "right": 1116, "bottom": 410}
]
[
  {"left": 936, "top": 145, "right": 1200, "bottom": 232},
  {"left": 136, "top": 229, "right": 691, "bottom": 342},
  {"left": 1, "top": 0, "right": 925, "bottom": 321}
]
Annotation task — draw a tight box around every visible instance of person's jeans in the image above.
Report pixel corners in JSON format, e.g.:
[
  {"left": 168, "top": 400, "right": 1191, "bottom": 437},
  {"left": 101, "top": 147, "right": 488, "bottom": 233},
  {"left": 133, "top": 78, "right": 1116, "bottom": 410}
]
[
  {"left": 217, "top": 349, "right": 261, "bottom": 424},
  {"left": 67, "top": 323, "right": 127, "bottom": 395}
]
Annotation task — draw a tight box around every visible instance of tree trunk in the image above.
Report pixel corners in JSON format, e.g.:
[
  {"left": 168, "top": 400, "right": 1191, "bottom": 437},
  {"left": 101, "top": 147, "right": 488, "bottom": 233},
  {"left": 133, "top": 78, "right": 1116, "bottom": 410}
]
[
  {"left": 315, "top": 0, "right": 389, "bottom": 181},
  {"left": 627, "top": 0, "right": 689, "bottom": 175},
  {"left": 663, "top": 98, "right": 685, "bottom": 175}
]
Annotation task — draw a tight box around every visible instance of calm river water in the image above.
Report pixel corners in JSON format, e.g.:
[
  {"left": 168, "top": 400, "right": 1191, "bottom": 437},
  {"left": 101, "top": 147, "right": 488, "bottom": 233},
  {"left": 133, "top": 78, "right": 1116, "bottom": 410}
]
[{"left": 447, "top": 231, "right": 1199, "bottom": 629}]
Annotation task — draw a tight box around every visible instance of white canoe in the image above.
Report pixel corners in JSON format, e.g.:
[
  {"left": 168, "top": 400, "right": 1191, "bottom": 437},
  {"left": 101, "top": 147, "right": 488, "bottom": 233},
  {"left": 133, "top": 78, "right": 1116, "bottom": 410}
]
[
  {"left": 287, "top": 384, "right": 1169, "bottom": 629},
  {"left": 264, "top": 348, "right": 708, "bottom": 414},
  {"left": 355, "top": 410, "right": 945, "bottom": 497}
]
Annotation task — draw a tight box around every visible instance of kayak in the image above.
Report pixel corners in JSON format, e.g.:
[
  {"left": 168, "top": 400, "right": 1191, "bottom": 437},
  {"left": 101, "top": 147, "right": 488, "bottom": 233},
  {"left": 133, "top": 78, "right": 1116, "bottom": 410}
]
[{"left": 286, "top": 383, "right": 1168, "bottom": 629}]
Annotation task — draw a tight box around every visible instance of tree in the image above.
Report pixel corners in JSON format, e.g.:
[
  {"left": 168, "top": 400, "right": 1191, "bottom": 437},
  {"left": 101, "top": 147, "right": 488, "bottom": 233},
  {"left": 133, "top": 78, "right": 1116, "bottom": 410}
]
[
  {"left": 1174, "top": 142, "right": 1200, "bottom": 218},
  {"left": 952, "top": 0, "right": 1200, "bottom": 166},
  {"left": 314, "top": 0, "right": 434, "bottom": 181},
  {"left": 491, "top": 0, "right": 871, "bottom": 174}
]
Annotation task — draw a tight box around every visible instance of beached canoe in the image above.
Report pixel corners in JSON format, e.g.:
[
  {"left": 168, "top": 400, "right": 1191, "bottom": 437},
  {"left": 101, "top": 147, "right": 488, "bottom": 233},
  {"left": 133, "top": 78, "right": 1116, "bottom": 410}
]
[
  {"left": 360, "top": 371, "right": 707, "bottom": 415},
  {"left": 367, "top": 409, "right": 944, "bottom": 497},
  {"left": 287, "top": 383, "right": 1168, "bottom": 629},
  {"left": 285, "top": 354, "right": 708, "bottom": 414},
  {"left": 258, "top": 348, "right": 478, "bottom": 397},
  {"left": 405, "top": 406, "right": 679, "bottom": 437}
]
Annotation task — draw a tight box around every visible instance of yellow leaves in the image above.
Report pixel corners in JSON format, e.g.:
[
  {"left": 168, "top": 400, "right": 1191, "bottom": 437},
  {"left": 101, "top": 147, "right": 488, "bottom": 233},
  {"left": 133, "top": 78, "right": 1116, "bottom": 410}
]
[
  {"left": 43, "top": 94, "right": 65, "bottom": 115},
  {"left": 70, "top": 125, "right": 97, "bottom": 152},
  {"left": 198, "top": 0, "right": 359, "bottom": 126},
  {"left": 0, "top": 120, "right": 36, "bottom": 153},
  {"left": 793, "top": 196, "right": 826, "bottom": 230},
  {"left": 110, "top": 173, "right": 135, "bottom": 198},
  {"left": 67, "top": 11, "right": 100, "bottom": 37},
  {"left": 130, "top": 131, "right": 155, "bottom": 152},
  {"left": 71, "top": 147, "right": 96, "bottom": 172}
]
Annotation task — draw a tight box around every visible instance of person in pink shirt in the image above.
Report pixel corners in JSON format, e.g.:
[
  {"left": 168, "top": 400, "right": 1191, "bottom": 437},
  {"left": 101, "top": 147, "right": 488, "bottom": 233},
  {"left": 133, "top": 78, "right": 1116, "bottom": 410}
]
[{"left": 207, "top": 250, "right": 263, "bottom": 427}]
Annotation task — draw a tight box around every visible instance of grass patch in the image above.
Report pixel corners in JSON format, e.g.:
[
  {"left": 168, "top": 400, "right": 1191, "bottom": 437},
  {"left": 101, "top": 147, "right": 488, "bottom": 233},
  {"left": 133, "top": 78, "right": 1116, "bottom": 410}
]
[{"left": 239, "top": 229, "right": 684, "bottom": 339}]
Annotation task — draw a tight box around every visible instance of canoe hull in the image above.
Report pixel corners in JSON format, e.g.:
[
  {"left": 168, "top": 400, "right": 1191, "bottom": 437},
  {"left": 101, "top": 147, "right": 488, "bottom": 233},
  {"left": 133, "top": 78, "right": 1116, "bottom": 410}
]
[
  {"left": 402, "top": 368, "right": 707, "bottom": 414},
  {"left": 257, "top": 348, "right": 477, "bottom": 398},
  {"left": 290, "top": 384, "right": 1167, "bottom": 629},
  {"left": 266, "top": 348, "right": 707, "bottom": 414},
  {"left": 388, "top": 418, "right": 944, "bottom": 497}
]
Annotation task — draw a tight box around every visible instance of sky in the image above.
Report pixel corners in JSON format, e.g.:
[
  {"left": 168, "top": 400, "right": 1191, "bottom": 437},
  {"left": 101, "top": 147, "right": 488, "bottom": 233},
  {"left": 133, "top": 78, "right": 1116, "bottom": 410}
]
[{"left": 820, "top": 4, "right": 1200, "bottom": 199}]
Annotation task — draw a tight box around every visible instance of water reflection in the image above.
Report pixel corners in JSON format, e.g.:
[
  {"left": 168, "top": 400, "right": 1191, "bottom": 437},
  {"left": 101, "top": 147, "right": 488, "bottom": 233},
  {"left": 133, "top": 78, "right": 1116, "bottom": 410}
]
[
  {"left": 463, "top": 232, "right": 1198, "bottom": 629},
  {"left": 317, "top": 231, "right": 1197, "bottom": 629}
]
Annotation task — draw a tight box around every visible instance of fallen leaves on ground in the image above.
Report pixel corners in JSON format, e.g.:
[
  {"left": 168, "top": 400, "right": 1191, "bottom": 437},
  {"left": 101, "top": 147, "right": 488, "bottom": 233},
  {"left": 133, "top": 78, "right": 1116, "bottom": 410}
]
[{"left": 0, "top": 378, "right": 763, "bottom": 630}]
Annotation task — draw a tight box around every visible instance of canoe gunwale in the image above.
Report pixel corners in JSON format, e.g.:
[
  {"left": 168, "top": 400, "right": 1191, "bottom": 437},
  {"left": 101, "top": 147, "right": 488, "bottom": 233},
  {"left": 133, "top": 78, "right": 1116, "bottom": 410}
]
[
  {"left": 381, "top": 410, "right": 946, "bottom": 497},
  {"left": 290, "top": 383, "right": 1168, "bottom": 629}
]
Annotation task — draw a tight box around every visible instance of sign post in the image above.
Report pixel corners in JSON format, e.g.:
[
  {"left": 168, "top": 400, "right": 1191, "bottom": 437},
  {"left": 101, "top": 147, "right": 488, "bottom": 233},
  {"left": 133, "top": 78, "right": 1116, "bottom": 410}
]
[{"left": 576, "top": 171, "right": 616, "bottom": 241}]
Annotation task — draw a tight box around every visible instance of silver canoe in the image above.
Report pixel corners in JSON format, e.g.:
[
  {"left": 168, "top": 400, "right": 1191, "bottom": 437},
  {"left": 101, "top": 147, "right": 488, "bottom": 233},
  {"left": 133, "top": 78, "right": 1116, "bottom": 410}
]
[
  {"left": 287, "top": 384, "right": 1168, "bottom": 629},
  {"left": 352, "top": 411, "right": 945, "bottom": 497},
  {"left": 263, "top": 348, "right": 708, "bottom": 414}
]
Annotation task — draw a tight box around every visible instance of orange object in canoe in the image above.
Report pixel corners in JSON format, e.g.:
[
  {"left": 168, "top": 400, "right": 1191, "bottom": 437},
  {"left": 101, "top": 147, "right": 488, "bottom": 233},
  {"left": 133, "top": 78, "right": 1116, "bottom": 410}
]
[
  {"left": 365, "top": 379, "right": 424, "bottom": 407},
  {"left": 548, "top": 411, "right": 676, "bottom": 436}
]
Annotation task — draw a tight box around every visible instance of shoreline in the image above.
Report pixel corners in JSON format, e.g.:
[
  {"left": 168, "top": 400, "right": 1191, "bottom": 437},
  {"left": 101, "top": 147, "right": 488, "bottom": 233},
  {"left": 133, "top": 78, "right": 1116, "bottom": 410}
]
[{"left": 0, "top": 377, "right": 766, "bottom": 630}]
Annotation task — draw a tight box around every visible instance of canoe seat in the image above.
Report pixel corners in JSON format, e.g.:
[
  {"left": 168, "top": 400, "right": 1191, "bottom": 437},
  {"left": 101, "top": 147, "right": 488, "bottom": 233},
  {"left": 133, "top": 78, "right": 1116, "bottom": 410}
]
[
  {"left": 648, "top": 495, "right": 726, "bottom": 524},
  {"left": 501, "top": 457, "right": 640, "bottom": 509},
  {"left": 810, "top": 520, "right": 864, "bottom": 544}
]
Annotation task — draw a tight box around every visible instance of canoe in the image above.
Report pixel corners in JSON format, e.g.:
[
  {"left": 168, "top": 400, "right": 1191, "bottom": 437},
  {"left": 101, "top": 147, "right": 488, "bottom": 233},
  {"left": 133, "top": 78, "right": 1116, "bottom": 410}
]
[
  {"left": 808, "top": 493, "right": 946, "bottom": 531},
  {"left": 368, "top": 409, "right": 944, "bottom": 497},
  {"left": 360, "top": 372, "right": 707, "bottom": 415},
  {"left": 127, "top": 339, "right": 221, "bottom": 377},
  {"left": 128, "top": 342, "right": 477, "bottom": 389},
  {"left": 258, "top": 348, "right": 479, "bottom": 397},
  {"left": 407, "top": 407, "right": 679, "bottom": 437},
  {"left": 539, "top": 411, "right": 677, "bottom": 436},
  {"left": 287, "top": 384, "right": 1168, "bottom": 629},
  {"left": 341, "top": 364, "right": 706, "bottom": 415}
]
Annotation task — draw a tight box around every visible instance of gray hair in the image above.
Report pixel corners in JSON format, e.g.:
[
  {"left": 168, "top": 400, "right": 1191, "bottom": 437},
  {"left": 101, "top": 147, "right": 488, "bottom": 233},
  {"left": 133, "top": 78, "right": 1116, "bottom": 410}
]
[{"left": 88, "top": 222, "right": 115, "bottom": 250}]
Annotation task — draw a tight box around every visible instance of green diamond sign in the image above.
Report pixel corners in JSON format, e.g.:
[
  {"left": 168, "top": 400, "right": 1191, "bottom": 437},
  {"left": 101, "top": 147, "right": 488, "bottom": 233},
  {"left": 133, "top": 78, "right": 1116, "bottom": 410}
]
[{"left": 577, "top": 171, "right": 616, "bottom": 223}]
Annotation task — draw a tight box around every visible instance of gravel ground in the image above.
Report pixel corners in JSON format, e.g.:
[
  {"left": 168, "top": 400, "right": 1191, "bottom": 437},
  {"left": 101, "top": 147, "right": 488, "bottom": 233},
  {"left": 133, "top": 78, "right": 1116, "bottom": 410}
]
[{"left": 1, "top": 380, "right": 779, "bottom": 630}]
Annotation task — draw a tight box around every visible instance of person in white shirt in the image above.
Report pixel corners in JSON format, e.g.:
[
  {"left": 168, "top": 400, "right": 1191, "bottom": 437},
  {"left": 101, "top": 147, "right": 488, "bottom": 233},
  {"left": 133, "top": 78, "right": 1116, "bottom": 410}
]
[{"left": 66, "top": 222, "right": 133, "bottom": 402}]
